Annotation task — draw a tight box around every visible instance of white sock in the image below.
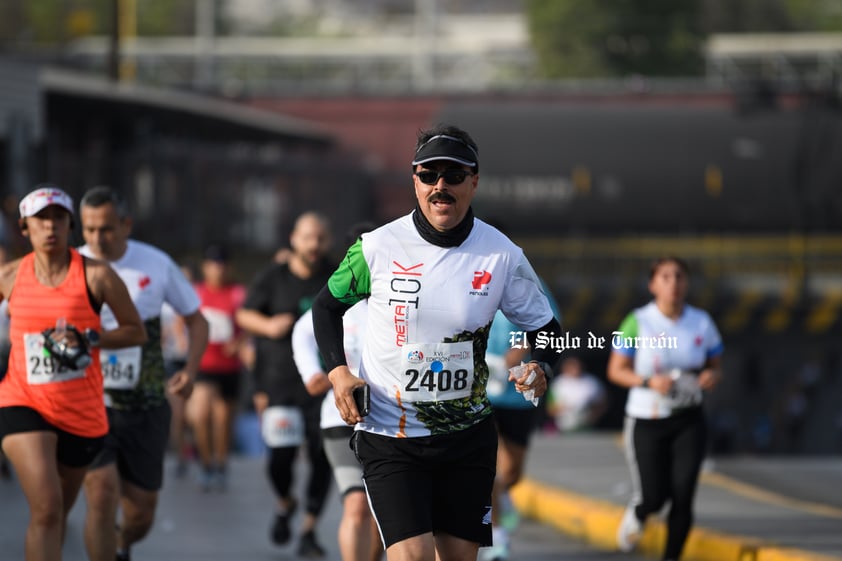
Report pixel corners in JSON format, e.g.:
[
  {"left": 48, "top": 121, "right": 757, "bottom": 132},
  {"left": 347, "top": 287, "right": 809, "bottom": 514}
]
[
  {"left": 492, "top": 526, "right": 509, "bottom": 548},
  {"left": 500, "top": 491, "right": 514, "bottom": 513}
]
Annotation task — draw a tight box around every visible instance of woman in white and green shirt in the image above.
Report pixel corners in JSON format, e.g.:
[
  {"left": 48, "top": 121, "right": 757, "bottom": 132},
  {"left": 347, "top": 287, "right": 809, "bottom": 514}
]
[{"left": 608, "top": 257, "right": 723, "bottom": 561}]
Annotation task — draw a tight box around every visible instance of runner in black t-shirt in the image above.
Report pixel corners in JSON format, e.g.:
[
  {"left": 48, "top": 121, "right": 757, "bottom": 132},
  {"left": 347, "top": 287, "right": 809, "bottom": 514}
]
[{"left": 236, "top": 212, "right": 334, "bottom": 558}]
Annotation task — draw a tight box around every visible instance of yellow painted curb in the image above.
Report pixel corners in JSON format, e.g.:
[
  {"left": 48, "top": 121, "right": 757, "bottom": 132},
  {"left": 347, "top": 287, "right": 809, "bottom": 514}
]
[
  {"left": 511, "top": 478, "right": 842, "bottom": 561},
  {"left": 758, "top": 551, "right": 842, "bottom": 561}
]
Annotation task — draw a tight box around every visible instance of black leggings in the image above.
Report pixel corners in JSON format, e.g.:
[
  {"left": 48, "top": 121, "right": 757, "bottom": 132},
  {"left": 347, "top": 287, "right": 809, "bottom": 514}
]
[
  {"left": 266, "top": 400, "right": 332, "bottom": 517},
  {"left": 624, "top": 408, "right": 707, "bottom": 561}
]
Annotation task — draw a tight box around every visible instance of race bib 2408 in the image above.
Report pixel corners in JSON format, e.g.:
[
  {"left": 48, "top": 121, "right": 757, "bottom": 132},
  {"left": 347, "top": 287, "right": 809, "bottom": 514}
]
[{"left": 398, "top": 341, "right": 474, "bottom": 402}]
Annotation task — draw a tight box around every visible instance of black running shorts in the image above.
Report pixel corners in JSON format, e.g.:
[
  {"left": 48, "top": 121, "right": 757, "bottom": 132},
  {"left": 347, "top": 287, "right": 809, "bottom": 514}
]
[
  {"left": 492, "top": 406, "right": 537, "bottom": 448},
  {"left": 353, "top": 415, "right": 497, "bottom": 549},
  {"left": 196, "top": 371, "right": 242, "bottom": 401},
  {"left": 0, "top": 405, "right": 104, "bottom": 467},
  {"left": 90, "top": 403, "right": 171, "bottom": 491}
]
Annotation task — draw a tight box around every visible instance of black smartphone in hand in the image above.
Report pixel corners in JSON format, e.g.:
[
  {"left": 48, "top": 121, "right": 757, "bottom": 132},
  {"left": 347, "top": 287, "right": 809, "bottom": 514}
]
[{"left": 352, "top": 384, "right": 370, "bottom": 417}]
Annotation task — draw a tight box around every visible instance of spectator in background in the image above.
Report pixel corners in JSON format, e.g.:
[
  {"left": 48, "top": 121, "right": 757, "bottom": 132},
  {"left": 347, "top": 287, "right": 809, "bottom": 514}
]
[
  {"left": 188, "top": 244, "right": 247, "bottom": 492},
  {"left": 548, "top": 356, "right": 607, "bottom": 433}
]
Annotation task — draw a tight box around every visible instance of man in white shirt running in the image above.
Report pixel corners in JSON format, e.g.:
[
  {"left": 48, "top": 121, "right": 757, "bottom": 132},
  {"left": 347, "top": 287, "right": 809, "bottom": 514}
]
[
  {"left": 312, "top": 124, "right": 563, "bottom": 561},
  {"left": 78, "top": 186, "right": 209, "bottom": 561}
]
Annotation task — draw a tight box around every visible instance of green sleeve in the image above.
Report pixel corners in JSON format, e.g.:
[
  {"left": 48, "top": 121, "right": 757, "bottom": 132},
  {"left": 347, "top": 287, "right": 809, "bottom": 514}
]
[
  {"left": 613, "top": 312, "right": 638, "bottom": 356},
  {"left": 617, "top": 312, "right": 638, "bottom": 338},
  {"left": 327, "top": 238, "right": 371, "bottom": 305}
]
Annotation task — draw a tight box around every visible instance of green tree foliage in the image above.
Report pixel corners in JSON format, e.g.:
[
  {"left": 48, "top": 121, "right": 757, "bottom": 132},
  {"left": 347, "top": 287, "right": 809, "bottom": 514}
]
[
  {"left": 0, "top": 0, "right": 201, "bottom": 45},
  {"left": 527, "top": 1, "right": 611, "bottom": 78},
  {"left": 527, "top": 0, "right": 705, "bottom": 78},
  {"left": 527, "top": 0, "right": 842, "bottom": 78},
  {"left": 135, "top": 0, "right": 197, "bottom": 36},
  {"left": 782, "top": 0, "right": 842, "bottom": 31},
  {"left": 701, "top": 0, "right": 794, "bottom": 32}
]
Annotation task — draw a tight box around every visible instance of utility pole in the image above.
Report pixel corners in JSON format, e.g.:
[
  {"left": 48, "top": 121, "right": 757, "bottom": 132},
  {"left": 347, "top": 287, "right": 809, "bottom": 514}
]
[
  {"left": 195, "top": 0, "right": 216, "bottom": 92},
  {"left": 108, "top": 0, "right": 120, "bottom": 81},
  {"left": 413, "top": 0, "right": 436, "bottom": 92},
  {"left": 108, "top": 0, "right": 136, "bottom": 82}
]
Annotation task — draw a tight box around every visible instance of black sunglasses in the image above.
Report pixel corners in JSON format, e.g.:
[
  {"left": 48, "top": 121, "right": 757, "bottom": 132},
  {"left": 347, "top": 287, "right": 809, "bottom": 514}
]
[{"left": 414, "top": 169, "right": 474, "bottom": 186}]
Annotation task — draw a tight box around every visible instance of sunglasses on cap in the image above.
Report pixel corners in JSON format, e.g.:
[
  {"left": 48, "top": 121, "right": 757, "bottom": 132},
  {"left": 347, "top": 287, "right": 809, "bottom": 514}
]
[{"left": 414, "top": 169, "right": 474, "bottom": 186}]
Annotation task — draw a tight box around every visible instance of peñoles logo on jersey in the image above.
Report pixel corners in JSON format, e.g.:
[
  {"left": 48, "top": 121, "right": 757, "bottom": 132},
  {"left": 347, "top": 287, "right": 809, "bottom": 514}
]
[{"left": 470, "top": 270, "right": 492, "bottom": 296}]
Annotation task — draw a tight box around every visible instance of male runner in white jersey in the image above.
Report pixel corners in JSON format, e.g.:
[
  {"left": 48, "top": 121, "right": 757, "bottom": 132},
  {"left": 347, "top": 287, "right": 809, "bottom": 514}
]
[
  {"left": 312, "top": 124, "right": 563, "bottom": 561},
  {"left": 78, "top": 186, "right": 209, "bottom": 561}
]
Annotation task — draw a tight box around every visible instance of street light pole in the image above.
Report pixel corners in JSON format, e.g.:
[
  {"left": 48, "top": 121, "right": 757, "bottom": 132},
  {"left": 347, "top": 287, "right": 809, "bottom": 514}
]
[{"left": 108, "top": 0, "right": 120, "bottom": 81}]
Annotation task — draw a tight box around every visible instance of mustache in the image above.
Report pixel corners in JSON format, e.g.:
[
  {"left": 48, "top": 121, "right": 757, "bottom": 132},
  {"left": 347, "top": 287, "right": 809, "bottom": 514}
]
[{"left": 428, "top": 192, "right": 456, "bottom": 204}]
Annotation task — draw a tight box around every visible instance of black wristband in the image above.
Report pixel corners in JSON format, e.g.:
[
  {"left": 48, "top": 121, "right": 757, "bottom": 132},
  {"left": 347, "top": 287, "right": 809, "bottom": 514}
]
[
  {"left": 84, "top": 328, "right": 100, "bottom": 348},
  {"left": 641, "top": 377, "right": 650, "bottom": 389}
]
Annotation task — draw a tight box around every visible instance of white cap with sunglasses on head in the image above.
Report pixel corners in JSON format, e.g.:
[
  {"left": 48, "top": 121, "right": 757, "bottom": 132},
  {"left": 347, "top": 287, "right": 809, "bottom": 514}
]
[{"left": 19, "top": 185, "right": 75, "bottom": 218}]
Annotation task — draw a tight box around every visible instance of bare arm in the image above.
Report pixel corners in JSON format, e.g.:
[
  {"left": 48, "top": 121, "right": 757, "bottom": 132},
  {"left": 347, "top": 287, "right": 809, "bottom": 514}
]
[
  {"left": 253, "top": 392, "right": 269, "bottom": 416},
  {"left": 235, "top": 308, "right": 296, "bottom": 339},
  {"left": 167, "top": 310, "right": 209, "bottom": 399},
  {"left": 328, "top": 365, "right": 366, "bottom": 425},
  {"left": 697, "top": 354, "right": 722, "bottom": 391},
  {"left": 607, "top": 352, "right": 673, "bottom": 395},
  {"left": 0, "top": 259, "right": 22, "bottom": 303},
  {"left": 88, "top": 261, "right": 147, "bottom": 349},
  {"left": 304, "top": 373, "right": 332, "bottom": 397},
  {"left": 291, "top": 310, "right": 332, "bottom": 397},
  {"left": 504, "top": 345, "right": 529, "bottom": 369}
]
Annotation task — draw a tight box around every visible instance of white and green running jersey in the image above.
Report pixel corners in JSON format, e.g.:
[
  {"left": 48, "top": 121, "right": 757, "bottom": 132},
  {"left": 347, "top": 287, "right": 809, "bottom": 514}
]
[
  {"left": 326, "top": 213, "right": 554, "bottom": 438},
  {"left": 615, "top": 301, "right": 723, "bottom": 419}
]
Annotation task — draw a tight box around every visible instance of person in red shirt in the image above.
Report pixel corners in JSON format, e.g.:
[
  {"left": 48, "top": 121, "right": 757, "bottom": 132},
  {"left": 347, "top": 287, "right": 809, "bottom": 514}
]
[
  {"left": 187, "top": 243, "right": 248, "bottom": 491},
  {"left": 0, "top": 185, "right": 146, "bottom": 561}
]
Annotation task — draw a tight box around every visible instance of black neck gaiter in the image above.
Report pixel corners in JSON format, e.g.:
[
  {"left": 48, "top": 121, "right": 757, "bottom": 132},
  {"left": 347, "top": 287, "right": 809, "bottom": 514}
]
[{"left": 412, "top": 205, "right": 474, "bottom": 248}]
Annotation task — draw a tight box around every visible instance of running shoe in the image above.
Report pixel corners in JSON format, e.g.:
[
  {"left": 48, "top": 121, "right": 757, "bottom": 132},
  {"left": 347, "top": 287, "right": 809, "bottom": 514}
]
[
  {"left": 197, "top": 467, "right": 214, "bottom": 493},
  {"left": 483, "top": 525, "right": 510, "bottom": 561},
  {"left": 270, "top": 498, "right": 297, "bottom": 545},
  {"left": 271, "top": 512, "right": 291, "bottom": 545},
  {"left": 174, "top": 458, "right": 189, "bottom": 479},
  {"left": 498, "top": 492, "right": 520, "bottom": 531},
  {"left": 481, "top": 545, "right": 509, "bottom": 561},
  {"left": 617, "top": 504, "right": 643, "bottom": 552},
  {"left": 214, "top": 465, "right": 228, "bottom": 492},
  {"left": 297, "top": 530, "right": 326, "bottom": 558}
]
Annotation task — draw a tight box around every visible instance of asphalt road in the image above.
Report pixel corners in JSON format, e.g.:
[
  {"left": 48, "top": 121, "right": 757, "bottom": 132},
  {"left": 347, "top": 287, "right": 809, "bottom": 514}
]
[{"left": 0, "top": 453, "right": 651, "bottom": 561}]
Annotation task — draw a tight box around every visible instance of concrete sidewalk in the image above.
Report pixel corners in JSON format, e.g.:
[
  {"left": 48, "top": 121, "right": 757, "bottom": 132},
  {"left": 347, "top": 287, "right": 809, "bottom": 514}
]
[{"left": 513, "top": 432, "right": 842, "bottom": 561}]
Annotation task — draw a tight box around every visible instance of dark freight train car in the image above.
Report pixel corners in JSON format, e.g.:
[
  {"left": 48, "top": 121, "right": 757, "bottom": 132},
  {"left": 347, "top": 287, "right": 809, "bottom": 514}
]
[{"left": 439, "top": 100, "right": 842, "bottom": 236}]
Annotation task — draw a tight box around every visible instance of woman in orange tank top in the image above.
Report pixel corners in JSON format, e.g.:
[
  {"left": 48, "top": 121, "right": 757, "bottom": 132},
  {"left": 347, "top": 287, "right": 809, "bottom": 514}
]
[{"left": 0, "top": 185, "right": 147, "bottom": 561}]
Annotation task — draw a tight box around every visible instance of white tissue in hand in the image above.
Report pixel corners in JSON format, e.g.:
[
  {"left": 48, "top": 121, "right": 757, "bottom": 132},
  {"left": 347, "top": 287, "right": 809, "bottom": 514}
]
[
  {"left": 508, "top": 364, "right": 539, "bottom": 407},
  {"left": 667, "top": 368, "right": 703, "bottom": 408}
]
